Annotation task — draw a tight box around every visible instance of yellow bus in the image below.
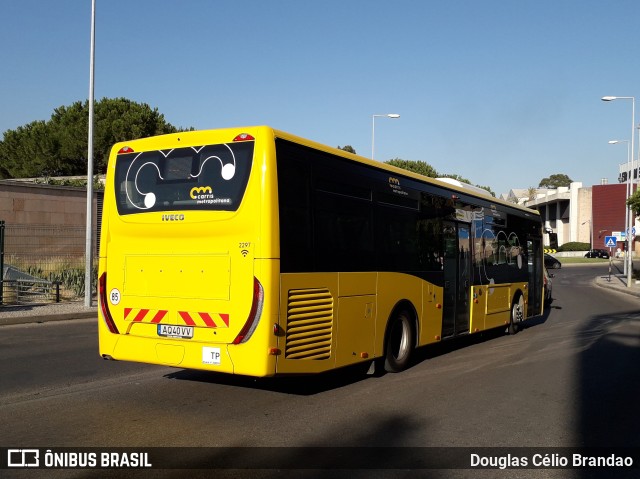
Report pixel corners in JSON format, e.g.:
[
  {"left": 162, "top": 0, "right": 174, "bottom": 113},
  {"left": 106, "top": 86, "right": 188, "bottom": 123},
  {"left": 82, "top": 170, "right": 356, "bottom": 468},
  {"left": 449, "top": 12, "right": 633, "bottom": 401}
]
[{"left": 98, "top": 126, "right": 544, "bottom": 377}]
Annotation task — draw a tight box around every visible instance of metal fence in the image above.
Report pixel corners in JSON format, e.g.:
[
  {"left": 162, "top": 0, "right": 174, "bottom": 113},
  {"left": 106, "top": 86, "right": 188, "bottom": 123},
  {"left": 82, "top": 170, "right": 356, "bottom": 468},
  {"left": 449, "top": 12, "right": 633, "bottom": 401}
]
[{"left": 0, "top": 221, "right": 97, "bottom": 305}]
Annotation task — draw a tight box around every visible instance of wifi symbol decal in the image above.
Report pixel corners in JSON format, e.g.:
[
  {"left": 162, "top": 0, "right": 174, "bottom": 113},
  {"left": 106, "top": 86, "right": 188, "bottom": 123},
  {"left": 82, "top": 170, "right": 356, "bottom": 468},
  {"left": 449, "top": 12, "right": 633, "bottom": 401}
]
[{"left": 241, "top": 250, "right": 249, "bottom": 257}]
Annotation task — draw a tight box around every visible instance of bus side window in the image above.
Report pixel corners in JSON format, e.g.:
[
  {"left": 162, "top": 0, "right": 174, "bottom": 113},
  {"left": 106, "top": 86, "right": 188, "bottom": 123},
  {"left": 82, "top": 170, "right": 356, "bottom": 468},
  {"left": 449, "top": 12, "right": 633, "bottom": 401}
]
[
  {"left": 315, "top": 192, "right": 374, "bottom": 272},
  {"left": 277, "top": 156, "right": 312, "bottom": 273}
]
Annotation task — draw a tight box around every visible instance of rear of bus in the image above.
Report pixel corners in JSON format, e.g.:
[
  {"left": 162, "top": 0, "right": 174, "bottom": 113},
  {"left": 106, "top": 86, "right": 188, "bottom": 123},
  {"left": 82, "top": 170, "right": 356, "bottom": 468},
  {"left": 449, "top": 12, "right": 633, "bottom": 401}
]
[{"left": 98, "top": 127, "right": 280, "bottom": 377}]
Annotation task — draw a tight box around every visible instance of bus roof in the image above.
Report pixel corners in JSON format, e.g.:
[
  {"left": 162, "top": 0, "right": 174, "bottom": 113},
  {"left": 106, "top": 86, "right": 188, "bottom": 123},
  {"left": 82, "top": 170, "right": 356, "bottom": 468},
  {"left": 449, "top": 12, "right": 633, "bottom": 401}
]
[
  {"left": 270, "top": 127, "right": 540, "bottom": 217},
  {"left": 111, "top": 125, "right": 539, "bottom": 217}
]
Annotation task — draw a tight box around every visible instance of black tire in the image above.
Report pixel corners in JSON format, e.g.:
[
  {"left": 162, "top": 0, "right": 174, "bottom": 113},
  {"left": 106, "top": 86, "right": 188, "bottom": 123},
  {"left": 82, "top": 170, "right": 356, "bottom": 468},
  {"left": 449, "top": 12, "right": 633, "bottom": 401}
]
[
  {"left": 508, "top": 294, "right": 525, "bottom": 335},
  {"left": 384, "top": 310, "right": 415, "bottom": 373}
]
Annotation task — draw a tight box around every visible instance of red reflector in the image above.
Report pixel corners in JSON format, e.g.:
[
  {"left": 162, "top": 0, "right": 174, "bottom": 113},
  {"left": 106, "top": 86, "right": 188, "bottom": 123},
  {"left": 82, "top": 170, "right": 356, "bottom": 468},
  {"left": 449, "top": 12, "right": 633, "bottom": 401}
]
[
  {"left": 233, "top": 133, "right": 255, "bottom": 142},
  {"left": 233, "top": 277, "right": 264, "bottom": 344},
  {"left": 117, "top": 146, "right": 134, "bottom": 154},
  {"left": 99, "top": 272, "right": 120, "bottom": 334}
]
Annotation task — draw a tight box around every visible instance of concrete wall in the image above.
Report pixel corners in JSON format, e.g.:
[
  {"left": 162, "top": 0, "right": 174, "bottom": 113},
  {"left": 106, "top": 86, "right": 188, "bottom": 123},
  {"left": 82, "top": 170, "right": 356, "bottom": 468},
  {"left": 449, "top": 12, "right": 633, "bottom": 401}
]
[
  {"left": 0, "top": 180, "right": 103, "bottom": 258},
  {"left": 576, "top": 186, "right": 592, "bottom": 245},
  {"left": 0, "top": 180, "right": 100, "bottom": 229}
]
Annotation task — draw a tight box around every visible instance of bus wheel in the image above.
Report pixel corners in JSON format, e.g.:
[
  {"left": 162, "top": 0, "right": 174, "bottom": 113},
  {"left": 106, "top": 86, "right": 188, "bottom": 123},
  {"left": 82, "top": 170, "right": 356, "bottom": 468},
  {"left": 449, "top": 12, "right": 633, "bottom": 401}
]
[
  {"left": 384, "top": 310, "right": 415, "bottom": 373},
  {"left": 508, "top": 294, "right": 524, "bottom": 335}
]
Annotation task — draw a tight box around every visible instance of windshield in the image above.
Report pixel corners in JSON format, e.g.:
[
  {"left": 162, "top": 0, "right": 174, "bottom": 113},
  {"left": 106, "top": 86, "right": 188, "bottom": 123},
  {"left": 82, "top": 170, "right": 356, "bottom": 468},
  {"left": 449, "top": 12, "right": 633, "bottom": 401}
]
[{"left": 114, "top": 142, "right": 254, "bottom": 215}]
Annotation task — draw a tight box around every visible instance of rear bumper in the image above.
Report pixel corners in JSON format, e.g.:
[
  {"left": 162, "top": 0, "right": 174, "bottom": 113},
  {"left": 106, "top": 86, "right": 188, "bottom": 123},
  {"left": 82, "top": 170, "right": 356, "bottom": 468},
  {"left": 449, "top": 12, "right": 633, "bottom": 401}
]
[{"left": 98, "top": 319, "right": 276, "bottom": 377}]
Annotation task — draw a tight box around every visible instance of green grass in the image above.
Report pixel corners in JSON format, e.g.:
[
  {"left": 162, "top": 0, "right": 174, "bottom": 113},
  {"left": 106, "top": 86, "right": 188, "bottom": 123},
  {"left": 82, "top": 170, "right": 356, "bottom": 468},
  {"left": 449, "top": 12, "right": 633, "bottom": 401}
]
[{"left": 559, "top": 257, "right": 616, "bottom": 264}]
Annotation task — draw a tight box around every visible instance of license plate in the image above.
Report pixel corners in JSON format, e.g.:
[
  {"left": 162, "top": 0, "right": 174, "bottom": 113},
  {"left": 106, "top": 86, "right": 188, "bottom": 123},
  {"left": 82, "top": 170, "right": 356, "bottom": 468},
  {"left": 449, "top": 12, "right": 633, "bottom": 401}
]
[{"left": 157, "top": 324, "right": 194, "bottom": 339}]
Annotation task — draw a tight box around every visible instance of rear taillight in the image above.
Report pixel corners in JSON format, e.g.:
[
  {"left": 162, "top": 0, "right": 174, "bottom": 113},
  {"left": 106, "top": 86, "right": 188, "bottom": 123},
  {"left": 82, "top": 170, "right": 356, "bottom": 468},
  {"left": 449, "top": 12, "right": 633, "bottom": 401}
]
[
  {"left": 233, "top": 133, "right": 255, "bottom": 142},
  {"left": 99, "top": 272, "right": 120, "bottom": 334},
  {"left": 233, "top": 277, "right": 264, "bottom": 344}
]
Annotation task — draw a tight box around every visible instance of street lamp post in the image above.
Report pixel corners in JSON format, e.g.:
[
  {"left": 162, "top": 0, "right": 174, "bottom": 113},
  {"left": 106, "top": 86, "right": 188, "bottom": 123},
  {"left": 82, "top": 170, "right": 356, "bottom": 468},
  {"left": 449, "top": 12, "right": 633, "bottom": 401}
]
[
  {"left": 608, "top": 139, "right": 630, "bottom": 275},
  {"left": 371, "top": 113, "right": 400, "bottom": 160},
  {"left": 602, "top": 96, "right": 635, "bottom": 287},
  {"left": 85, "top": 0, "right": 96, "bottom": 307}
]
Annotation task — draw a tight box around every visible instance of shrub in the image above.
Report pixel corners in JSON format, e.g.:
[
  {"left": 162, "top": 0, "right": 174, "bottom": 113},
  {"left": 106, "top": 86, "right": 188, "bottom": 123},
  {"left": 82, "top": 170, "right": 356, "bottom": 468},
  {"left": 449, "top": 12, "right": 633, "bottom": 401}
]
[
  {"left": 558, "top": 242, "right": 591, "bottom": 252},
  {"left": 48, "top": 265, "right": 98, "bottom": 297},
  {"left": 8, "top": 258, "right": 97, "bottom": 300}
]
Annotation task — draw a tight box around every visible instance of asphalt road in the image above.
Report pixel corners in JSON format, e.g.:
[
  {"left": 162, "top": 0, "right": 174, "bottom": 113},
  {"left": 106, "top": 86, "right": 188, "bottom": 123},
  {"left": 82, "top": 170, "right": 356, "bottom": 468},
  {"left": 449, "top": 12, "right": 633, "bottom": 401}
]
[{"left": 1, "top": 263, "right": 639, "bottom": 479}]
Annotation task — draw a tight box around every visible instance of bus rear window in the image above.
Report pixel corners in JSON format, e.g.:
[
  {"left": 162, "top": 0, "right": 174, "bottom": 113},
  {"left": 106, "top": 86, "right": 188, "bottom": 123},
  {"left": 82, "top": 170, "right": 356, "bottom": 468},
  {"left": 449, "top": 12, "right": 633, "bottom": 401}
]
[{"left": 114, "top": 142, "right": 254, "bottom": 215}]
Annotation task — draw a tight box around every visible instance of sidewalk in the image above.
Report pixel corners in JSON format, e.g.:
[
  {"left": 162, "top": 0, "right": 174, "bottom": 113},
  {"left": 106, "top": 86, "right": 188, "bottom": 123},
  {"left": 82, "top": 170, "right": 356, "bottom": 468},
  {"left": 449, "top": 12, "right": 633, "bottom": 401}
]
[
  {"left": 0, "top": 300, "right": 96, "bottom": 326},
  {"left": 593, "top": 262, "right": 640, "bottom": 298}
]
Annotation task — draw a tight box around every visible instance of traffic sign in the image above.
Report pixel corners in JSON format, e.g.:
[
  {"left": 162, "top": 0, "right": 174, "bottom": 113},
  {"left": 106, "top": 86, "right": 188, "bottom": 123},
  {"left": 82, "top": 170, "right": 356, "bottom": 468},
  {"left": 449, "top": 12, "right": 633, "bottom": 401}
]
[{"left": 604, "top": 236, "right": 617, "bottom": 248}]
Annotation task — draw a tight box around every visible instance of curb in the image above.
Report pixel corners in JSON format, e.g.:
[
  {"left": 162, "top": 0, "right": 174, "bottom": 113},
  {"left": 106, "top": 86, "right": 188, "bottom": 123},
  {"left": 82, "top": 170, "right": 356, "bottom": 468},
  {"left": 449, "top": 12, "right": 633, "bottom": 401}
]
[
  {"left": 593, "top": 276, "right": 640, "bottom": 299},
  {"left": 0, "top": 310, "right": 96, "bottom": 326}
]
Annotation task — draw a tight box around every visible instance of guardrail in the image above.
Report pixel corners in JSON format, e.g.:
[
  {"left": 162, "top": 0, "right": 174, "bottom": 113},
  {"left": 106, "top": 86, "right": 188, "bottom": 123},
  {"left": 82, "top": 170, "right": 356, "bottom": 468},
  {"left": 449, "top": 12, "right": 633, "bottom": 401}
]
[{"left": 2, "top": 279, "right": 61, "bottom": 304}]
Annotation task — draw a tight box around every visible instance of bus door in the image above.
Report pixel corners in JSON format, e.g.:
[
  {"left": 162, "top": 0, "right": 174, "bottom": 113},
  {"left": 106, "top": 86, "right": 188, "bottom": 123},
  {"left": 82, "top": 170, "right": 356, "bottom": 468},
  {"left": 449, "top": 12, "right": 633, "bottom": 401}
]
[{"left": 442, "top": 221, "right": 471, "bottom": 337}]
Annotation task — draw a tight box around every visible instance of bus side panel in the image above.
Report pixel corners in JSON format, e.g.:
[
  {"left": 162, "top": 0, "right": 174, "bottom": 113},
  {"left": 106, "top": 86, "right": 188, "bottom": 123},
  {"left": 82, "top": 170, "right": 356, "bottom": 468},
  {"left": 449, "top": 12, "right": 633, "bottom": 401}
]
[
  {"left": 420, "top": 280, "right": 444, "bottom": 346},
  {"left": 276, "top": 273, "right": 339, "bottom": 374},
  {"left": 477, "top": 282, "right": 528, "bottom": 331},
  {"left": 276, "top": 272, "right": 446, "bottom": 374},
  {"left": 481, "top": 283, "right": 511, "bottom": 330},
  {"left": 470, "top": 285, "right": 488, "bottom": 332},
  {"left": 334, "top": 272, "right": 377, "bottom": 368}
]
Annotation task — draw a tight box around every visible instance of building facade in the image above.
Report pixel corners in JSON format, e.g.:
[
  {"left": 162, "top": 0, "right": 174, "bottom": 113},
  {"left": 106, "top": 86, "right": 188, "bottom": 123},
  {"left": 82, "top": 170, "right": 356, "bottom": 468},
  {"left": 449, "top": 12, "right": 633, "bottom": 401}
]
[
  {"left": 503, "top": 180, "right": 638, "bottom": 255},
  {"left": 523, "top": 182, "right": 592, "bottom": 249},
  {"left": 591, "top": 183, "right": 638, "bottom": 255}
]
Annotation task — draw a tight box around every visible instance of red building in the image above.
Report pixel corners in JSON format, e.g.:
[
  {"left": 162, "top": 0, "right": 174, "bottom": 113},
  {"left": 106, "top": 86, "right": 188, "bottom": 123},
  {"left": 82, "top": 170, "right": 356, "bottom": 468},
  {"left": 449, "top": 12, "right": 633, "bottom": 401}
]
[{"left": 592, "top": 183, "right": 634, "bottom": 252}]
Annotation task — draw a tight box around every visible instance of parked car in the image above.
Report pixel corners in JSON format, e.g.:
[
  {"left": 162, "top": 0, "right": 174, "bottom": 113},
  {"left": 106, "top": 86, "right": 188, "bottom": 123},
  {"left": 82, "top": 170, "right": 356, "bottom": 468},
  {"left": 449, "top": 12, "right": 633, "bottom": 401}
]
[
  {"left": 544, "top": 268, "right": 553, "bottom": 305},
  {"left": 585, "top": 249, "right": 610, "bottom": 259},
  {"left": 544, "top": 253, "right": 562, "bottom": 269}
]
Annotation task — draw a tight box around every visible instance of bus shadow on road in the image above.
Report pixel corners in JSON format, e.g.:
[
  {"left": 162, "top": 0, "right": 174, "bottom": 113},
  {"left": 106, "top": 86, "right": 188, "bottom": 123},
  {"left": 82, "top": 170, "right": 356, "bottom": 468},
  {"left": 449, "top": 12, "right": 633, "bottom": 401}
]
[
  {"left": 164, "top": 307, "right": 554, "bottom": 395},
  {"left": 164, "top": 362, "right": 373, "bottom": 396},
  {"left": 521, "top": 303, "right": 555, "bottom": 330},
  {"left": 411, "top": 304, "right": 554, "bottom": 364}
]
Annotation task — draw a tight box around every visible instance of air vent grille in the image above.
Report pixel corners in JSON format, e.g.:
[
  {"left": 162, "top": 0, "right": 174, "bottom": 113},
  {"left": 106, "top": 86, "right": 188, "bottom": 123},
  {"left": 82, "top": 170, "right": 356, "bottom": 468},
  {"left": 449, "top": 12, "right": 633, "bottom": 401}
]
[{"left": 285, "top": 288, "right": 333, "bottom": 360}]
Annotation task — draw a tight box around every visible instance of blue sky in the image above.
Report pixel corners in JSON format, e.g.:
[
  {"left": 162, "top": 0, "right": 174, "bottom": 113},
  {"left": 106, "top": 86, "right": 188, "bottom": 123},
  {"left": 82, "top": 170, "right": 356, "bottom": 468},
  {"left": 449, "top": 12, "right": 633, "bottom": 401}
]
[{"left": 1, "top": 0, "right": 640, "bottom": 196}]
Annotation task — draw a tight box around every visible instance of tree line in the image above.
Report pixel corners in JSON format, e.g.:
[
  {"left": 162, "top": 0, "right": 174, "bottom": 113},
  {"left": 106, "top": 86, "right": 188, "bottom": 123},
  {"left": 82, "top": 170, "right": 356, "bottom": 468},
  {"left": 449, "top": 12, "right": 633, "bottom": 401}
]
[{"left": 0, "top": 98, "right": 183, "bottom": 179}]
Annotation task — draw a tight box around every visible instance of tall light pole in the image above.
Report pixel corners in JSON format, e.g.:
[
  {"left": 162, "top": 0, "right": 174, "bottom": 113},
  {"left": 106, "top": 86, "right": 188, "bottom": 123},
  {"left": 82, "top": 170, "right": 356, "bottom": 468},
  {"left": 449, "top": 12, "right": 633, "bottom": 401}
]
[
  {"left": 85, "top": 0, "right": 96, "bottom": 307},
  {"left": 609, "top": 139, "right": 630, "bottom": 274},
  {"left": 602, "top": 96, "right": 635, "bottom": 287},
  {"left": 371, "top": 113, "right": 400, "bottom": 160}
]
